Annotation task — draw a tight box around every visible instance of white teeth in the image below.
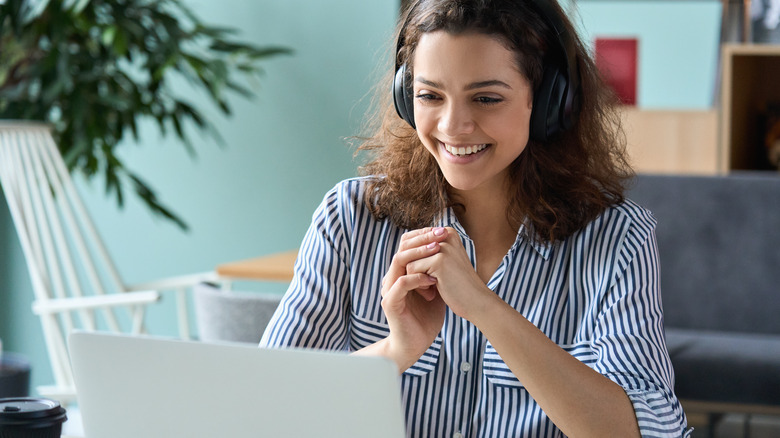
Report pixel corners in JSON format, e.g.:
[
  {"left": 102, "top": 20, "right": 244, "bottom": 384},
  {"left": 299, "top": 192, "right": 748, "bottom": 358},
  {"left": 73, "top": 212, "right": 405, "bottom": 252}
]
[{"left": 444, "top": 143, "right": 488, "bottom": 157}]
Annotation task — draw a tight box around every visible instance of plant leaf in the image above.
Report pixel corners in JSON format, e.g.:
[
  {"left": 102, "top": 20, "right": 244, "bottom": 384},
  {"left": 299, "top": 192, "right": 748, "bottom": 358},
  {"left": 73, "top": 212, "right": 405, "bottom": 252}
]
[
  {"left": 0, "top": 0, "right": 291, "bottom": 230},
  {"left": 128, "top": 173, "right": 189, "bottom": 230}
]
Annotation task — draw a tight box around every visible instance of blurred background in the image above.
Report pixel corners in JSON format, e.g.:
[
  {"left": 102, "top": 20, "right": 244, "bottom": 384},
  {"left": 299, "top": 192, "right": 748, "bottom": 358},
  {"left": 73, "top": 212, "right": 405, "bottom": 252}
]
[{"left": 0, "top": 0, "right": 722, "bottom": 395}]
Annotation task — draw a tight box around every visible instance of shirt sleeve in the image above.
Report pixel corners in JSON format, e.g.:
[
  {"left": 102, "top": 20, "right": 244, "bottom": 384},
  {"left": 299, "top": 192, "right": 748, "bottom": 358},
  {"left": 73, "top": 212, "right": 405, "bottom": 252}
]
[
  {"left": 592, "top": 222, "right": 692, "bottom": 438},
  {"left": 259, "top": 184, "right": 352, "bottom": 351}
]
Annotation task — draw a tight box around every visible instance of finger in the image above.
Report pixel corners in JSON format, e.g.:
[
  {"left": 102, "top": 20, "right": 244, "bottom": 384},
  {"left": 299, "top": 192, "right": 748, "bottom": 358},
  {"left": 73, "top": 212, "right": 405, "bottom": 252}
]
[
  {"left": 385, "top": 238, "right": 442, "bottom": 284},
  {"left": 398, "top": 227, "right": 448, "bottom": 252},
  {"left": 415, "top": 284, "right": 439, "bottom": 302},
  {"left": 390, "top": 242, "right": 440, "bottom": 280},
  {"left": 382, "top": 228, "right": 448, "bottom": 292},
  {"left": 381, "top": 273, "right": 438, "bottom": 307},
  {"left": 405, "top": 248, "right": 442, "bottom": 276},
  {"left": 382, "top": 270, "right": 437, "bottom": 298}
]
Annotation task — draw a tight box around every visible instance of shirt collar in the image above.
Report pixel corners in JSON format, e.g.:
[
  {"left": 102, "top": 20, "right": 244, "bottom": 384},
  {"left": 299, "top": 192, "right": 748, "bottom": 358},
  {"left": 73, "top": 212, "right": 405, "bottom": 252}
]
[
  {"left": 434, "top": 207, "right": 553, "bottom": 260},
  {"left": 517, "top": 224, "right": 553, "bottom": 260}
]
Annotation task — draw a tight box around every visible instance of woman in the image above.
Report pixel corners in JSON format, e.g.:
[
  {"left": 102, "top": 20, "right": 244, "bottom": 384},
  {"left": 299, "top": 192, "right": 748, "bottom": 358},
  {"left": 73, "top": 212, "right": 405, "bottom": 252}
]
[{"left": 261, "top": 0, "right": 691, "bottom": 436}]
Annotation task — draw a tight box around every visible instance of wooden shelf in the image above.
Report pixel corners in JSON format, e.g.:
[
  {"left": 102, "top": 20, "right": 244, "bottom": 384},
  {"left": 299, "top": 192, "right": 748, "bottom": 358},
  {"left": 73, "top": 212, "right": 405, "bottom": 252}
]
[
  {"left": 621, "top": 107, "right": 718, "bottom": 175},
  {"left": 720, "top": 44, "right": 780, "bottom": 172},
  {"left": 622, "top": 44, "right": 780, "bottom": 175}
]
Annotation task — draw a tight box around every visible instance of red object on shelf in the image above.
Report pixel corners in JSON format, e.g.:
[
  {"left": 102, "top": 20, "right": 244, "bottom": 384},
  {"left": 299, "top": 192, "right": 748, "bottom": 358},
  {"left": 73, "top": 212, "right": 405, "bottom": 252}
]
[{"left": 594, "top": 37, "right": 638, "bottom": 105}]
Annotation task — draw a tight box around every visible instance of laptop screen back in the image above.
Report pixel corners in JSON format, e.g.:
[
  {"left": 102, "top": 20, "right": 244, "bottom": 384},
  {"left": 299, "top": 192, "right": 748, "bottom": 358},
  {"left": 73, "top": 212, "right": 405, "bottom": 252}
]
[{"left": 68, "top": 332, "right": 405, "bottom": 438}]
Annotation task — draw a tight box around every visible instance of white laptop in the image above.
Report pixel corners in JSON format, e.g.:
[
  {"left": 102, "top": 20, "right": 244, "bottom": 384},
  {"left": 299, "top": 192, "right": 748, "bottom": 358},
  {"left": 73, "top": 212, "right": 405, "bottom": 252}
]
[{"left": 68, "top": 331, "right": 406, "bottom": 438}]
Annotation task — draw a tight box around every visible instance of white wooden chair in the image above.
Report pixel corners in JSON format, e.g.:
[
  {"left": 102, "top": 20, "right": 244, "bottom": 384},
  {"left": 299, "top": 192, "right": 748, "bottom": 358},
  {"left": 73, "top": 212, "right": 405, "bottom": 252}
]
[{"left": 0, "top": 121, "right": 217, "bottom": 404}]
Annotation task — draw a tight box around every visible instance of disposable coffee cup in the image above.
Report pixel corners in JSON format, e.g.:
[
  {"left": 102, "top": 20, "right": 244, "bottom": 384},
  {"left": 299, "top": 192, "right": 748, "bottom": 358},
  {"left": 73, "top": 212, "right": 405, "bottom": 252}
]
[{"left": 0, "top": 398, "right": 67, "bottom": 438}]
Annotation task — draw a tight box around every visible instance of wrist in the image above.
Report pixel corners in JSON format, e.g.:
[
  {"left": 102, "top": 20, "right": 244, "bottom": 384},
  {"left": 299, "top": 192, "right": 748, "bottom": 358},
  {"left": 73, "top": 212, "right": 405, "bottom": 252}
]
[
  {"left": 352, "top": 337, "right": 415, "bottom": 374},
  {"left": 384, "top": 337, "right": 424, "bottom": 374},
  {"left": 467, "top": 287, "right": 508, "bottom": 328}
]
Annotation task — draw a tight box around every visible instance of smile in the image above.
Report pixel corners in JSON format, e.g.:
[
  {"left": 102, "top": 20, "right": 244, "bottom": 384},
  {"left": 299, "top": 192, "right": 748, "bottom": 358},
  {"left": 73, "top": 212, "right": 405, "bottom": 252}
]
[{"left": 442, "top": 142, "right": 489, "bottom": 157}]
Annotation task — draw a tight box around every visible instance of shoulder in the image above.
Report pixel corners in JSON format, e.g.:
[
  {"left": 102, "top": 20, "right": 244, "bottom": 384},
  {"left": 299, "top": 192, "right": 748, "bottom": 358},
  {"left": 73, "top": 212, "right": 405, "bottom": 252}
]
[
  {"left": 604, "top": 199, "right": 659, "bottom": 278},
  {"left": 311, "top": 176, "right": 383, "bottom": 234},
  {"left": 595, "top": 195, "right": 655, "bottom": 231},
  {"left": 329, "top": 175, "right": 377, "bottom": 195},
  {"left": 568, "top": 198, "right": 656, "bottom": 243},
  {"left": 609, "top": 197, "right": 657, "bottom": 243},
  {"left": 563, "top": 198, "right": 658, "bottom": 275},
  {"left": 319, "top": 176, "right": 379, "bottom": 211}
]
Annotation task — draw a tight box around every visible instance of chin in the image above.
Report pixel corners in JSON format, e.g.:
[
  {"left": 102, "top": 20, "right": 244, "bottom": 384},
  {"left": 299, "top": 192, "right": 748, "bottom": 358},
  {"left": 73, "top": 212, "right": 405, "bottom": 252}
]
[{"left": 441, "top": 175, "right": 486, "bottom": 193}]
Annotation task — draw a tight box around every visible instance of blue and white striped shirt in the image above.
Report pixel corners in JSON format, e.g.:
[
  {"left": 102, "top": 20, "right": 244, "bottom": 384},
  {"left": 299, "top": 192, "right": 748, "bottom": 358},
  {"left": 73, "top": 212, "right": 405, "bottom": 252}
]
[{"left": 260, "top": 177, "right": 690, "bottom": 438}]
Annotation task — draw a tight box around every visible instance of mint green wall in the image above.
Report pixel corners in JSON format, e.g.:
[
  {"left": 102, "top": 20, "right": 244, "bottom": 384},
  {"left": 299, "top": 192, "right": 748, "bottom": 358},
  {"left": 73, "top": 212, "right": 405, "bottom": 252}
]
[
  {"left": 0, "top": 0, "right": 398, "bottom": 393},
  {"left": 574, "top": 1, "right": 722, "bottom": 109},
  {"left": 0, "top": 0, "right": 723, "bottom": 395}
]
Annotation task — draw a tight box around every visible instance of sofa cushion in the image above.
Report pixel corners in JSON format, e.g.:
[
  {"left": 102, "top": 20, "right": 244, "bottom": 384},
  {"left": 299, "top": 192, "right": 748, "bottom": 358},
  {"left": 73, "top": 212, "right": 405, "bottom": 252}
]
[
  {"left": 666, "top": 328, "right": 780, "bottom": 406},
  {"left": 628, "top": 173, "right": 780, "bottom": 335}
]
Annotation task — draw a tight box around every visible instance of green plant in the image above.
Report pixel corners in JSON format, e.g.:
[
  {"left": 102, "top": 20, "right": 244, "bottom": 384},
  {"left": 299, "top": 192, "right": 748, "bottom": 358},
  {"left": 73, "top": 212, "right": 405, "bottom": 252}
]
[{"left": 0, "top": 0, "right": 291, "bottom": 229}]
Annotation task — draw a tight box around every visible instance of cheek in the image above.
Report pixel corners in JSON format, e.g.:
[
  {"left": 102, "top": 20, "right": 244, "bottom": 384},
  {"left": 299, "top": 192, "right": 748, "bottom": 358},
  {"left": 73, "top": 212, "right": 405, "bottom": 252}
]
[
  {"left": 413, "top": 109, "right": 439, "bottom": 149},
  {"left": 501, "top": 105, "right": 533, "bottom": 137},
  {"left": 418, "top": 136, "right": 440, "bottom": 159},
  {"left": 413, "top": 102, "right": 432, "bottom": 129}
]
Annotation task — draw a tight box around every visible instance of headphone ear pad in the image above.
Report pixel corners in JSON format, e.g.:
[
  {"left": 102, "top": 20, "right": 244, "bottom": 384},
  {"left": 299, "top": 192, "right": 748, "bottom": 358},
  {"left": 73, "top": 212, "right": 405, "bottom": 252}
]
[
  {"left": 393, "top": 63, "right": 416, "bottom": 129},
  {"left": 530, "top": 65, "right": 568, "bottom": 142}
]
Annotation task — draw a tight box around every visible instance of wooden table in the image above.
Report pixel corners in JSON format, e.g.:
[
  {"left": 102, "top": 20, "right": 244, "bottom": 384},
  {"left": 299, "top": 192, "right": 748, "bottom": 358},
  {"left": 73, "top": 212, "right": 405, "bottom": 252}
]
[{"left": 215, "top": 250, "right": 298, "bottom": 282}]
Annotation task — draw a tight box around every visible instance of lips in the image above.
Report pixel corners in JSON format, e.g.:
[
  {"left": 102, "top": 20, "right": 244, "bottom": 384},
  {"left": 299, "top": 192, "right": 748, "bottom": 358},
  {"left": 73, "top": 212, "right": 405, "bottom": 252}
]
[{"left": 442, "top": 142, "right": 489, "bottom": 157}]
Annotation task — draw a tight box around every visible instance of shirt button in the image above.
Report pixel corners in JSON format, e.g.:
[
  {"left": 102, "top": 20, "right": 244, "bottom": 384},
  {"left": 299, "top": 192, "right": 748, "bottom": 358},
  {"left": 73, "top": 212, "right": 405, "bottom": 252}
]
[
  {"left": 460, "top": 362, "right": 472, "bottom": 373},
  {"left": 453, "top": 433, "right": 463, "bottom": 438}
]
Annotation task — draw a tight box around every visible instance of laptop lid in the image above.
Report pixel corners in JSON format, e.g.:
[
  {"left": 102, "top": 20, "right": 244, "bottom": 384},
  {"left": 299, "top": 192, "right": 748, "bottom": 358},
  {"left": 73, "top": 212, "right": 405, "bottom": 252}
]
[{"left": 68, "top": 332, "right": 406, "bottom": 438}]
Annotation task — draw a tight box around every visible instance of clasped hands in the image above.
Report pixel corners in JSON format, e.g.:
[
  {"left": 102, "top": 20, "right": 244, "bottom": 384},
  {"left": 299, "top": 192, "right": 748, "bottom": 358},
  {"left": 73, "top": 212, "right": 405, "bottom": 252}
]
[{"left": 379, "top": 226, "right": 494, "bottom": 372}]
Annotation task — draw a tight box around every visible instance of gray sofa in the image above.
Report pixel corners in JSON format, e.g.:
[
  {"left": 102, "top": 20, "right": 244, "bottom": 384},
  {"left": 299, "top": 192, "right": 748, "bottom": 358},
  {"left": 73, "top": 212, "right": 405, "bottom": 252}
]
[{"left": 627, "top": 173, "right": 780, "bottom": 424}]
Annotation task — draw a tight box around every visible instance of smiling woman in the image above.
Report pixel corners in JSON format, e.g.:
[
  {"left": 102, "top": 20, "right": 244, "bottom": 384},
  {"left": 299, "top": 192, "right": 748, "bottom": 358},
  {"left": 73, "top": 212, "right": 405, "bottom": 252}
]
[{"left": 259, "top": 1, "right": 691, "bottom": 437}]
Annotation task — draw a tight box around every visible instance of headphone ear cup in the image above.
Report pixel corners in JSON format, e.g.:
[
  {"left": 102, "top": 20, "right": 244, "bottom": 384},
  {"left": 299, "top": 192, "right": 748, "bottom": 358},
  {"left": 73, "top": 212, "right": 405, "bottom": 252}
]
[
  {"left": 530, "top": 65, "right": 568, "bottom": 142},
  {"left": 393, "top": 63, "right": 416, "bottom": 129}
]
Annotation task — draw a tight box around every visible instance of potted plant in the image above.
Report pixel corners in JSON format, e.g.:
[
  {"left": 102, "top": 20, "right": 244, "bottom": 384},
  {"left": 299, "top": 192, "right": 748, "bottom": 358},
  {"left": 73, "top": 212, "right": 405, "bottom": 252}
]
[{"left": 0, "top": 0, "right": 291, "bottom": 229}]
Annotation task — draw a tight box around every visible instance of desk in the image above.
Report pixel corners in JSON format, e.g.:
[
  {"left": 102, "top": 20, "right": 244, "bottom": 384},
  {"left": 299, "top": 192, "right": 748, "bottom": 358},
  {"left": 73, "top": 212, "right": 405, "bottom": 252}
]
[{"left": 215, "top": 250, "right": 298, "bottom": 282}]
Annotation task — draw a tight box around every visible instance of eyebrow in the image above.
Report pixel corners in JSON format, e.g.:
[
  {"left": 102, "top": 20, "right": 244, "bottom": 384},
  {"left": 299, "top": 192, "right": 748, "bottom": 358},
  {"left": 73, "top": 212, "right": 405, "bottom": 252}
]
[{"left": 415, "top": 77, "right": 513, "bottom": 91}]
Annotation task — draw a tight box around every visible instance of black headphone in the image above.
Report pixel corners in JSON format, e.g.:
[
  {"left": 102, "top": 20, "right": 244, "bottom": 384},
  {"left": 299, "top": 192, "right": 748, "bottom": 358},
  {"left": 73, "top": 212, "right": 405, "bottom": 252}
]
[{"left": 392, "top": 0, "right": 581, "bottom": 142}]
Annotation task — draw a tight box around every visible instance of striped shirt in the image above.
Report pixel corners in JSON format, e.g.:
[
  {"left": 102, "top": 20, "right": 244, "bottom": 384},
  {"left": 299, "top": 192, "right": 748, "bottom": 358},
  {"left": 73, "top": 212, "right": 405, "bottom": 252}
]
[{"left": 260, "top": 177, "right": 691, "bottom": 438}]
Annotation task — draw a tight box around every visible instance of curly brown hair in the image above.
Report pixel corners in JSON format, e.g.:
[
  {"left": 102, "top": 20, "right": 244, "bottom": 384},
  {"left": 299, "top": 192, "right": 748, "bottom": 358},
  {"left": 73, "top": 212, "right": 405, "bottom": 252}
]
[{"left": 356, "top": 0, "right": 633, "bottom": 244}]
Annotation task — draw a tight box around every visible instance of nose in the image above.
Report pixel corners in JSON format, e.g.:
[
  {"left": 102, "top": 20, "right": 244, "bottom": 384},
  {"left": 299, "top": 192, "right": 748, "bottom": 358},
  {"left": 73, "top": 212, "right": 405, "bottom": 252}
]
[{"left": 438, "top": 101, "right": 475, "bottom": 137}]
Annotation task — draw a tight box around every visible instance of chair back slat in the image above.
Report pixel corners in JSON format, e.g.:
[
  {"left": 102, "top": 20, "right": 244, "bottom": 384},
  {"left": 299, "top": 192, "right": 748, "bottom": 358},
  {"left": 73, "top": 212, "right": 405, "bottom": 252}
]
[
  {"left": 41, "top": 129, "right": 127, "bottom": 296},
  {"left": 28, "top": 131, "right": 106, "bottom": 331},
  {"left": 20, "top": 132, "right": 75, "bottom": 304},
  {"left": 0, "top": 122, "right": 135, "bottom": 388},
  {"left": 0, "top": 125, "right": 75, "bottom": 388},
  {"left": 35, "top": 129, "right": 127, "bottom": 332},
  {"left": 1, "top": 121, "right": 211, "bottom": 405},
  {"left": 0, "top": 129, "right": 49, "bottom": 297}
]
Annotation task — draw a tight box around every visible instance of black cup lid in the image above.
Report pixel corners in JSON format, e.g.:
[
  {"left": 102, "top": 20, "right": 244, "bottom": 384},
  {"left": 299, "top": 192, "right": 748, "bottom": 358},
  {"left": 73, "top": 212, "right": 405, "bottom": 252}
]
[{"left": 0, "top": 398, "right": 67, "bottom": 426}]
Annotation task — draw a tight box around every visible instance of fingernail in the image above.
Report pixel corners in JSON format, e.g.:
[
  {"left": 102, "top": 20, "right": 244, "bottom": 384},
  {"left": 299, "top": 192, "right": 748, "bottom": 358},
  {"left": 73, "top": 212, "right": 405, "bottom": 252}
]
[
  {"left": 428, "top": 275, "right": 437, "bottom": 282},
  {"left": 433, "top": 227, "right": 445, "bottom": 236},
  {"left": 427, "top": 242, "right": 437, "bottom": 249}
]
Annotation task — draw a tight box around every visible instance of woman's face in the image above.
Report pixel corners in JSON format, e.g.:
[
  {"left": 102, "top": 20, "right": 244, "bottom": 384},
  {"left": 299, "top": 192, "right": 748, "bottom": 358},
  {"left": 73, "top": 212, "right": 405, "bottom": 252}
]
[{"left": 412, "top": 31, "right": 533, "bottom": 195}]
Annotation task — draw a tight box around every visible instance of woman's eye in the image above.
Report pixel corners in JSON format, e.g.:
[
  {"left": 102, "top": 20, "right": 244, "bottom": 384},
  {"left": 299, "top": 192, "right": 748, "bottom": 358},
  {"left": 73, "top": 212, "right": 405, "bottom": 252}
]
[
  {"left": 415, "top": 93, "right": 440, "bottom": 102},
  {"left": 475, "top": 96, "right": 502, "bottom": 105}
]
